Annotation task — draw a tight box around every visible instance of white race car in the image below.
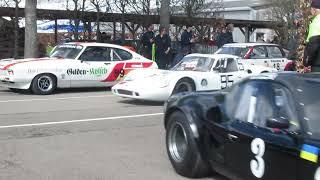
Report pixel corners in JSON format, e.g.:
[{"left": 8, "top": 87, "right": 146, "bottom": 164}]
[
  {"left": 0, "top": 42, "right": 157, "bottom": 95},
  {"left": 112, "top": 54, "right": 276, "bottom": 102},
  {"left": 215, "top": 43, "right": 292, "bottom": 70}
]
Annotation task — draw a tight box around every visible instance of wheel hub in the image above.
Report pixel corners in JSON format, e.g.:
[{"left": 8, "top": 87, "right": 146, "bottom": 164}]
[{"left": 168, "top": 122, "right": 188, "bottom": 163}]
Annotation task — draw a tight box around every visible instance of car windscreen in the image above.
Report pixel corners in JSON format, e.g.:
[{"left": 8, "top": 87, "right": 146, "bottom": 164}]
[
  {"left": 300, "top": 79, "right": 320, "bottom": 138},
  {"left": 171, "top": 56, "right": 214, "bottom": 72},
  {"left": 50, "top": 45, "right": 83, "bottom": 59},
  {"left": 216, "top": 46, "right": 249, "bottom": 57}
]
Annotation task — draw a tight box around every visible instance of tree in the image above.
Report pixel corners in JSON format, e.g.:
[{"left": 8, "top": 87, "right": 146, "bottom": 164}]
[
  {"left": 296, "top": 0, "right": 311, "bottom": 71},
  {"left": 1, "top": 0, "right": 21, "bottom": 59},
  {"left": 266, "top": 0, "right": 299, "bottom": 46},
  {"left": 66, "top": 0, "right": 87, "bottom": 41},
  {"left": 91, "top": 0, "right": 103, "bottom": 41},
  {"left": 160, "top": 0, "right": 170, "bottom": 30},
  {"left": 25, "top": 0, "right": 37, "bottom": 58}
]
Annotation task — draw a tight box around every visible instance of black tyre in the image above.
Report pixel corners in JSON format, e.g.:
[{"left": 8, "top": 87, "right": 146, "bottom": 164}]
[
  {"left": 31, "top": 74, "right": 57, "bottom": 95},
  {"left": 166, "top": 111, "right": 211, "bottom": 178},
  {"left": 172, "top": 79, "right": 195, "bottom": 94}
]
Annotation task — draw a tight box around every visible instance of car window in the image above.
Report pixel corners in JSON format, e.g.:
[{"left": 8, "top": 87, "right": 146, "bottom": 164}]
[
  {"left": 213, "top": 58, "right": 238, "bottom": 73},
  {"left": 216, "top": 46, "right": 249, "bottom": 57},
  {"left": 266, "top": 46, "right": 284, "bottom": 58},
  {"left": 254, "top": 83, "right": 299, "bottom": 131},
  {"left": 234, "top": 81, "right": 259, "bottom": 122},
  {"left": 225, "top": 82, "right": 245, "bottom": 119},
  {"left": 233, "top": 81, "right": 299, "bottom": 131},
  {"left": 172, "top": 56, "right": 214, "bottom": 72},
  {"left": 50, "top": 45, "right": 83, "bottom": 59},
  {"left": 250, "top": 46, "right": 267, "bottom": 59},
  {"left": 79, "top": 46, "right": 111, "bottom": 61},
  {"left": 112, "top": 48, "right": 133, "bottom": 61}
]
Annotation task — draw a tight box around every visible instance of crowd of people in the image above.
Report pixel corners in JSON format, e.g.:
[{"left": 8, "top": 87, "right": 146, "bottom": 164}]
[{"left": 140, "top": 24, "right": 234, "bottom": 69}]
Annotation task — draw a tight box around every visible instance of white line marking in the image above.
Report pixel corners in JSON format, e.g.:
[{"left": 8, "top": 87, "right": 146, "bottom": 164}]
[
  {"left": 0, "top": 113, "right": 164, "bottom": 129},
  {"left": 0, "top": 95, "right": 114, "bottom": 103}
]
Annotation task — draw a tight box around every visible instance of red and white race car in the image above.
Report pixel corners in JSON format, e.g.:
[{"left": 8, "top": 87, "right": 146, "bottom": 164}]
[
  {"left": 215, "top": 43, "right": 292, "bottom": 70},
  {"left": 0, "top": 42, "right": 157, "bottom": 95}
]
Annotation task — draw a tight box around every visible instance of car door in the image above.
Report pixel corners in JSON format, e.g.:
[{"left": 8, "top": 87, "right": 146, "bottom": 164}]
[
  {"left": 265, "top": 46, "right": 289, "bottom": 71},
  {"left": 217, "top": 58, "right": 246, "bottom": 89},
  {"left": 110, "top": 47, "right": 141, "bottom": 82},
  {"left": 249, "top": 82, "right": 300, "bottom": 180},
  {"left": 68, "top": 46, "right": 115, "bottom": 87},
  {"left": 246, "top": 46, "right": 268, "bottom": 67},
  {"left": 223, "top": 81, "right": 300, "bottom": 180}
]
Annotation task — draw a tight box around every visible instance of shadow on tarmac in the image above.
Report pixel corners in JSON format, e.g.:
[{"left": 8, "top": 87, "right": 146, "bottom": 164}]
[
  {"left": 118, "top": 99, "right": 164, "bottom": 106},
  {"left": 2, "top": 87, "right": 111, "bottom": 95}
]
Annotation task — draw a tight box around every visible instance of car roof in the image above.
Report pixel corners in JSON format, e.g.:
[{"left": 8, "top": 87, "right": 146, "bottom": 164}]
[
  {"left": 186, "top": 53, "right": 239, "bottom": 59},
  {"left": 63, "top": 42, "right": 131, "bottom": 50},
  {"left": 223, "top": 43, "right": 281, "bottom": 47},
  {"left": 249, "top": 72, "right": 320, "bottom": 90}
]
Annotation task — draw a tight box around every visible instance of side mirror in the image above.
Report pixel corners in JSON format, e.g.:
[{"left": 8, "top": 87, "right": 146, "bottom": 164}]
[{"left": 266, "top": 117, "right": 290, "bottom": 129}]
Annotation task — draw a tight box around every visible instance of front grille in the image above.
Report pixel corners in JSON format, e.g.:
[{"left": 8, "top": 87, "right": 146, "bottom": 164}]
[{"left": 117, "top": 89, "right": 133, "bottom": 96}]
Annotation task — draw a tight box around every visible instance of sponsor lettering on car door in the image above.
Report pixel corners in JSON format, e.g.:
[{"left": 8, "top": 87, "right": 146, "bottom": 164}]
[{"left": 66, "top": 46, "right": 115, "bottom": 87}]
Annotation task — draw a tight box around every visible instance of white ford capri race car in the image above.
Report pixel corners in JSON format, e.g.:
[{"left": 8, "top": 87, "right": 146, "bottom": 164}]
[
  {"left": 0, "top": 42, "right": 157, "bottom": 95},
  {"left": 112, "top": 54, "right": 277, "bottom": 102}
]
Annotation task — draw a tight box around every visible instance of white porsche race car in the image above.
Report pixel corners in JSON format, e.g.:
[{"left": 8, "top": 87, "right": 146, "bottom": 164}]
[
  {"left": 0, "top": 42, "right": 157, "bottom": 95},
  {"left": 112, "top": 54, "right": 276, "bottom": 102}
]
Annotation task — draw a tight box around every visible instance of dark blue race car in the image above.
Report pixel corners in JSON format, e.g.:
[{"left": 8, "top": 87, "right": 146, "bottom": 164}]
[{"left": 164, "top": 72, "right": 320, "bottom": 180}]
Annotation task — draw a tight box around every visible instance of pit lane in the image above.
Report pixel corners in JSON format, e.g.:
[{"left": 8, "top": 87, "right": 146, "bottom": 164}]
[{"left": 0, "top": 87, "right": 227, "bottom": 180}]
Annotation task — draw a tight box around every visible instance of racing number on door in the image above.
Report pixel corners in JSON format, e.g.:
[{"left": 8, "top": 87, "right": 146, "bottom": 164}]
[
  {"left": 114, "top": 69, "right": 125, "bottom": 78},
  {"left": 273, "top": 63, "right": 280, "bottom": 70},
  {"left": 221, "top": 75, "right": 234, "bottom": 89},
  {"left": 250, "top": 138, "right": 265, "bottom": 178}
]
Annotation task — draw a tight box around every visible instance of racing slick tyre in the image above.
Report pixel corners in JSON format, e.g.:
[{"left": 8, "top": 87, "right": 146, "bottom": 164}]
[
  {"left": 172, "top": 79, "right": 195, "bottom": 95},
  {"left": 166, "top": 111, "right": 211, "bottom": 178},
  {"left": 31, "top": 74, "right": 57, "bottom": 95}
]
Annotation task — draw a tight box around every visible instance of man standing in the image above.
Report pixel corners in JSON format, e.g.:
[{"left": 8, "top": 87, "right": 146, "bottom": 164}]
[
  {"left": 141, "top": 24, "right": 155, "bottom": 60},
  {"left": 180, "top": 25, "right": 194, "bottom": 54},
  {"left": 303, "top": 0, "right": 320, "bottom": 72},
  {"left": 155, "top": 27, "right": 171, "bottom": 69}
]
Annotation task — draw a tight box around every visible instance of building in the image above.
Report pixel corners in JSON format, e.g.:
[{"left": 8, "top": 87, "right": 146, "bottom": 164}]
[{"left": 212, "top": 0, "right": 274, "bottom": 42}]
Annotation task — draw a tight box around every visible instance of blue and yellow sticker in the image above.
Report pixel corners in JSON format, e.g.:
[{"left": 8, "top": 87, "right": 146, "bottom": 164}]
[{"left": 300, "top": 144, "right": 319, "bottom": 163}]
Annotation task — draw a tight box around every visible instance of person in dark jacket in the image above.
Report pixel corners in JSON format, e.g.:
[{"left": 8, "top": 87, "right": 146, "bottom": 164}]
[
  {"left": 141, "top": 24, "right": 155, "bottom": 59},
  {"left": 303, "top": 0, "right": 320, "bottom": 72},
  {"left": 180, "top": 25, "right": 194, "bottom": 54},
  {"left": 155, "top": 27, "right": 171, "bottom": 69},
  {"left": 217, "top": 24, "right": 234, "bottom": 48}
]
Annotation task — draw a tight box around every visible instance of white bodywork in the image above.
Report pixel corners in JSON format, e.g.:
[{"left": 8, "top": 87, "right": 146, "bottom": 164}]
[
  {"left": 0, "top": 43, "right": 157, "bottom": 91},
  {"left": 215, "top": 43, "right": 292, "bottom": 71},
  {"left": 112, "top": 54, "right": 276, "bottom": 101}
]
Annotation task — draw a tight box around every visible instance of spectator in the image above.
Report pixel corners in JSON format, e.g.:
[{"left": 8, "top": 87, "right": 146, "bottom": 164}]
[
  {"left": 257, "top": 34, "right": 265, "bottom": 43},
  {"left": 225, "top": 24, "right": 234, "bottom": 44},
  {"left": 62, "top": 33, "right": 71, "bottom": 43},
  {"left": 303, "top": 0, "right": 320, "bottom": 72},
  {"left": 155, "top": 27, "right": 171, "bottom": 69},
  {"left": 141, "top": 24, "right": 155, "bottom": 59},
  {"left": 216, "top": 25, "right": 233, "bottom": 48},
  {"left": 180, "top": 25, "right": 194, "bottom": 54}
]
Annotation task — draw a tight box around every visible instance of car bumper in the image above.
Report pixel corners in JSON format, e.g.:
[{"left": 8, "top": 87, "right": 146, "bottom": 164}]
[
  {"left": 112, "top": 82, "right": 171, "bottom": 102},
  {"left": 0, "top": 77, "right": 31, "bottom": 89}
]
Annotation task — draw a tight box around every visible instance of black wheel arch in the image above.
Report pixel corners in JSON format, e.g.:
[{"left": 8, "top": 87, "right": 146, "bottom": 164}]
[{"left": 174, "top": 77, "right": 196, "bottom": 89}]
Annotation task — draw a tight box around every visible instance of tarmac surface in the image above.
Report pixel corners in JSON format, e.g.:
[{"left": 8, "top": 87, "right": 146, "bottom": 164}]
[{"left": 0, "top": 87, "right": 228, "bottom": 180}]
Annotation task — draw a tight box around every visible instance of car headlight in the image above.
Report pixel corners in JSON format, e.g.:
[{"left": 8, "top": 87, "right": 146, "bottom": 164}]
[{"left": 7, "top": 69, "right": 14, "bottom": 75}]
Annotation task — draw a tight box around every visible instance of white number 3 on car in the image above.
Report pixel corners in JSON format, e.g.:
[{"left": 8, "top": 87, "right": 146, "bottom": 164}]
[{"left": 251, "top": 138, "right": 265, "bottom": 178}]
